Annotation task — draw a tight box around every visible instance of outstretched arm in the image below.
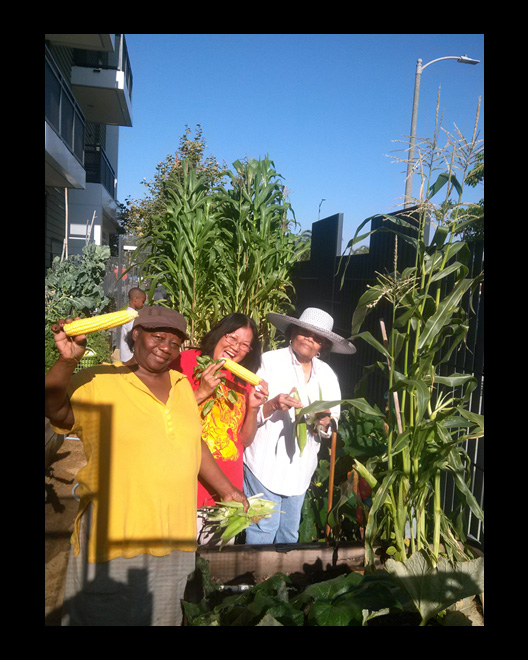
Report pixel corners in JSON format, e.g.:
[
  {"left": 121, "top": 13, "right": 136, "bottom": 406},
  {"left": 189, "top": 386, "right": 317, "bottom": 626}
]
[{"left": 44, "top": 319, "right": 86, "bottom": 430}]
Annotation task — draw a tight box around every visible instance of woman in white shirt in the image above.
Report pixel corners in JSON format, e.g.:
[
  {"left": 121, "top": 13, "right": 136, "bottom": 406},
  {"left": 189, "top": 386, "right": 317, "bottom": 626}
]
[{"left": 243, "top": 308, "right": 356, "bottom": 544}]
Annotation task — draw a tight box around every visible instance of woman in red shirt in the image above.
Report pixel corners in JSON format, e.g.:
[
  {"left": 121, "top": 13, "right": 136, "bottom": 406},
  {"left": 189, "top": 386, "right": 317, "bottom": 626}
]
[{"left": 170, "top": 314, "right": 268, "bottom": 544}]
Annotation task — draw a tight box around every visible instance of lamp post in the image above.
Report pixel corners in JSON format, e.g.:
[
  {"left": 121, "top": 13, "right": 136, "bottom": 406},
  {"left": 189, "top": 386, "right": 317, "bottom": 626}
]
[
  {"left": 318, "top": 198, "right": 326, "bottom": 220},
  {"left": 404, "top": 54, "right": 480, "bottom": 208}
]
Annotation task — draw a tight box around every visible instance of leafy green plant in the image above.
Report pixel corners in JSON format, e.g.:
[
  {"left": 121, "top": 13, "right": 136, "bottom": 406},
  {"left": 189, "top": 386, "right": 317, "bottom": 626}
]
[
  {"left": 131, "top": 160, "right": 227, "bottom": 342},
  {"left": 298, "top": 100, "right": 484, "bottom": 569},
  {"left": 183, "top": 551, "right": 483, "bottom": 626},
  {"left": 121, "top": 123, "right": 227, "bottom": 238},
  {"left": 345, "top": 103, "right": 484, "bottom": 568},
  {"left": 132, "top": 156, "right": 310, "bottom": 347},
  {"left": 214, "top": 156, "right": 310, "bottom": 347},
  {"left": 385, "top": 550, "right": 484, "bottom": 626},
  {"left": 45, "top": 244, "right": 113, "bottom": 372},
  {"left": 299, "top": 408, "right": 386, "bottom": 543},
  {"left": 296, "top": 398, "right": 385, "bottom": 544},
  {"left": 45, "top": 243, "right": 111, "bottom": 319}
]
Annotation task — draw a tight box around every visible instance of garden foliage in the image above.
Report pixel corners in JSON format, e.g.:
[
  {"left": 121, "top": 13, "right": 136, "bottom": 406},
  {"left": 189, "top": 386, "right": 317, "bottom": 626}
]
[
  {"left": 299, "top": 99, "right": 484, "bottom": 568},
  {"left": 45, "top": 244, "right": 113, "bottom": 372},
  {"left": 184, "top": 551, "right": 483, "bottom": 626},
  {"left": 130, "top": 156, "right": 310, "bottom": 346}
]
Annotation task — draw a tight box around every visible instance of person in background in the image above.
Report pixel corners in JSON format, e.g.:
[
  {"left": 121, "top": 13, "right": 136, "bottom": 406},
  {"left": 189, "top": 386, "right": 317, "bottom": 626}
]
[
  {"left": 118, "top": 287, "right": 146, "bottom": 362},
  {"left": 243, "top": 307, "right": 356, "bottom": 545},
  {"left": 45, "top": 306, "right": 248, "bottom": 626},
  {"left": 170, "top": 313, "right": 269, "bottom": 545}
]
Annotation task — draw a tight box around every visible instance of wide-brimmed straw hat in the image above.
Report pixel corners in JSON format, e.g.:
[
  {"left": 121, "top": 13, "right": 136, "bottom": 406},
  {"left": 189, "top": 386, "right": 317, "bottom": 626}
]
[{"left": 267, "top": 308, "right": 356, "bottom": 354}]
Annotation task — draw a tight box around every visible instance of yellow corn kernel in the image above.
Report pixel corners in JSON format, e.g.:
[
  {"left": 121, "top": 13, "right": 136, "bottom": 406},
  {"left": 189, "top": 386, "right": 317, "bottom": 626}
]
[
  {"left": 63, "top": 309, "right": 139, "bottom": 336},
  {"left": 222, "top": 358, "right": 261, "bottom": 386}
]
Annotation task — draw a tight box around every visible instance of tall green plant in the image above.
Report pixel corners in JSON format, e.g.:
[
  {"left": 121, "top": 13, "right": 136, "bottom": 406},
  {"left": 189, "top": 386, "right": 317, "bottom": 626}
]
[
  {"left": 215, "top": 156, "right": 310, "bottom": 347},
  {"left": 349, "top": 98, "right": 483, "bottom": 567},
  {"left": 132, "top": 160, "right": 231, "bottom": 342},
  {"left": 121, "top": 124, "right": 226, "bottom": 238},
  {"left": 300, "top": 99, "right": 483, "bottom": 569},
  {"left": 133, "top": 156, "right": 310, "bottom": 347}
]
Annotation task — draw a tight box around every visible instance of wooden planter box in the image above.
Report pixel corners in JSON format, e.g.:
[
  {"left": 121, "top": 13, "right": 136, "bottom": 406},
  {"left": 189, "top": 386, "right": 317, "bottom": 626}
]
[
  {"left": 193, "top": 542, "right": 484, "bottom": 626},
  {"left": 197, "top": 541, "right": 378, "bottom": 586}
]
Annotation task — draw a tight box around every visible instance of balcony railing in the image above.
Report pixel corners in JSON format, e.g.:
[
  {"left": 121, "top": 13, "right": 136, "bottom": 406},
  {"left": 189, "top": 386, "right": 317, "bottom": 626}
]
[
  {"left": 84, "top": 146, "right": 117, "bottom": 199},
  {"left": 45, "top": 48, "right": 85, "bottom": 166}
]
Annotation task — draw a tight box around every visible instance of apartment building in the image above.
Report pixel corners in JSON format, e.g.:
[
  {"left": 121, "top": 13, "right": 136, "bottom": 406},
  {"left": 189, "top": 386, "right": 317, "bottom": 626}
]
[{"left": 44, "top": 34, "right": 133, "bottom": 270}]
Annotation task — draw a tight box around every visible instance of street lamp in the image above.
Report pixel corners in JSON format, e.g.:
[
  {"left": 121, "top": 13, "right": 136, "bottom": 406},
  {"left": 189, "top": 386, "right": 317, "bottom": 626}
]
[
  {"left": 404, "top": 54, "right": 480, "bottom": 208},
  {"left": 318, "top": 198, "right": 326, "bottom": 220}
]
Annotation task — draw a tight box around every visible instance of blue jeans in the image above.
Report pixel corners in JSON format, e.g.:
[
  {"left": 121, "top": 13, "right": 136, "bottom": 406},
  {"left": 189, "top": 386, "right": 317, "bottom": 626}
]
[{"left": 243, "top": 466, "right": 306, "bottom": 544}]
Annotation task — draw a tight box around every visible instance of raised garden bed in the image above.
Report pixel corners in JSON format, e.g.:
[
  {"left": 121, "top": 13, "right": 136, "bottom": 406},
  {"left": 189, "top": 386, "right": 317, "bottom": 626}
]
[
  {"left": 197, "top": 541, "right": 376, "bottom": 586},
  {"left": 186, "top": 542, "right": 484, "bottom": 626}
]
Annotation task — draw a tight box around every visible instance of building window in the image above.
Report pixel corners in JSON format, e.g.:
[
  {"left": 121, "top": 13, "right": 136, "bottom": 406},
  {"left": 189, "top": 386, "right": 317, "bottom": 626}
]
[{"left": 45, "top": 49, "right": 86, "bottom": 166}]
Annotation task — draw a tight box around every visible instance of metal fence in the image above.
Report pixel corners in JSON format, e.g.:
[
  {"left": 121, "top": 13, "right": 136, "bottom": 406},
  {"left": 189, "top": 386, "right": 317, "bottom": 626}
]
[
  {"left": 102, "top": 235, "right": 160, "bottom": 351},
  {"left": 291, "top": 211, "right": 484, "bottom": 548}
]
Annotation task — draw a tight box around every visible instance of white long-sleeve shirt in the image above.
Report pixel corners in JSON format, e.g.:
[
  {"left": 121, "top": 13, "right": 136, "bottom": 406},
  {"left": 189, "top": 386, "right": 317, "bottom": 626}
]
[
  {"left": 118, "top": 306, "right": 136, "bottom": 362},
  {"left": 243, "top": 346, "right": 342, "bottom": 496}
]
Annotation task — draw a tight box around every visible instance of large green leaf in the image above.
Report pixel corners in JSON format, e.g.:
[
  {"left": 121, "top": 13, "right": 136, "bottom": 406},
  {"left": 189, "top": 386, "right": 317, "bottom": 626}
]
[
  {"left": 385, "top": 550, "right": 484, "bottom": 625},
  {"left": 351, "top": 330, "right": 392, "bottom": 361},
  {"left": 297, "top": 398, "right": 385, "bottom": 420},
  {"left": 391, "top": 373, "right": 430, "bottom": 424},
  {"left": 428, "top": 171, "right": 463, "bottom": 198},
  {"left": 429, "top": 261, "right": 468, "bottom": 283},
  {"left": 307, "top": 597, "right": 364, "bottom": 626},
  {"left": 418, "top": 278, "right": 474, "bottom": 352},
  {"left": 430, "top": 373, "right": 476, "bottom": 388},
  {"left": 333, "top": 572, "right": 408, "bottom": 622}
]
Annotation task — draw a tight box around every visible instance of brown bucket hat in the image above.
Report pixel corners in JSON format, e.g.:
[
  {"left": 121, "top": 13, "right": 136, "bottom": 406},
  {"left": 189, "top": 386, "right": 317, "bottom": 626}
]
[{"left": 133, "top": 306, "right": 189, "bottom": 339}]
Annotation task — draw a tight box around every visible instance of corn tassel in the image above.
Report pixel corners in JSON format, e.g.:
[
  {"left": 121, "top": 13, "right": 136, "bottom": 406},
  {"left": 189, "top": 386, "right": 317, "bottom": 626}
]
[
  {"left": 63, "top": 309, "right": 139, "bottom": 336},
  {"left": 221, "top": 358, "right": 261, "bottom": 386}
]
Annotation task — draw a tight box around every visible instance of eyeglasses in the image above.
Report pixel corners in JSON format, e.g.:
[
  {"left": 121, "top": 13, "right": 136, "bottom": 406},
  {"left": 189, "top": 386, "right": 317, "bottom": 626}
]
[{"left": 224, "top": 333, "right": 252, "bottom": 353}]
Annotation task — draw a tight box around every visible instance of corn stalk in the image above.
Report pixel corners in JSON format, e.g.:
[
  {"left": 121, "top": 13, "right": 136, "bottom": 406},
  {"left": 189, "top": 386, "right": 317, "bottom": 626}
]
[
  {"left": 132, "top": 157, "right": 309, "bottom": 347},
  {"left": 333, "top": 96, "right": 484, "bottom": 568},
  {"left": 131, "top": 161, "right": 229, "bottom": 343},
  {"left": 214, "top": 156, "right": 310, "bottom": 347}
]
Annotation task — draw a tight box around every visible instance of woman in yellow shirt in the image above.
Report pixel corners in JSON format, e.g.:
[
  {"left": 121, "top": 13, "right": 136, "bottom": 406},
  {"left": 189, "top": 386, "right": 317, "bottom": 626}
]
[{"left": 45, "top": 306, "right": 248, "bottom": 626}]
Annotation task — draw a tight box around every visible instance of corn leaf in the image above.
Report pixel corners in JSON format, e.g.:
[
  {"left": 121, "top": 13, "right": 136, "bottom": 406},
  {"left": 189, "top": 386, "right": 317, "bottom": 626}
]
[
  {"left": 418, "top": 278, "right": 474, "bottom": 352},
  {"left": 428, "top": 171, "right": 463, "bottom": 199}
]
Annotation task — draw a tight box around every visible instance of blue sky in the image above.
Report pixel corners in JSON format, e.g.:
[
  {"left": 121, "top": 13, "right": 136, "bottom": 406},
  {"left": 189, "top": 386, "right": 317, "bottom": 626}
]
[{"left": 117, "top": 34, "right": 484, "bottom": 254}]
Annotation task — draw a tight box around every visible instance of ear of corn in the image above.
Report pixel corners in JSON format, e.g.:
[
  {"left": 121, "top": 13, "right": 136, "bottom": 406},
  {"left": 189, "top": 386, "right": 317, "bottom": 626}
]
[
  {"left": 199, "top": 495, "right": 282, "bottom": 550},
  {"left": 291, "top": 388, "right": 307, "bottom": 456},
  {"left": 296, "top": 418, "right": 308, "bottom": 456},
  {"left": 221, "top": 357, "right": 261, "bottom": 386},
  {"left": 63, "top": 309, "right": 139, "bottom": 336}
]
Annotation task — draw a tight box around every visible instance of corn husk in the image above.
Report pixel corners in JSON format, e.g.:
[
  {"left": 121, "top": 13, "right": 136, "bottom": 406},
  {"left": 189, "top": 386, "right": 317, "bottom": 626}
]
[{"left": 198, "top": 494, "right": 282, "bottom": 550}]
